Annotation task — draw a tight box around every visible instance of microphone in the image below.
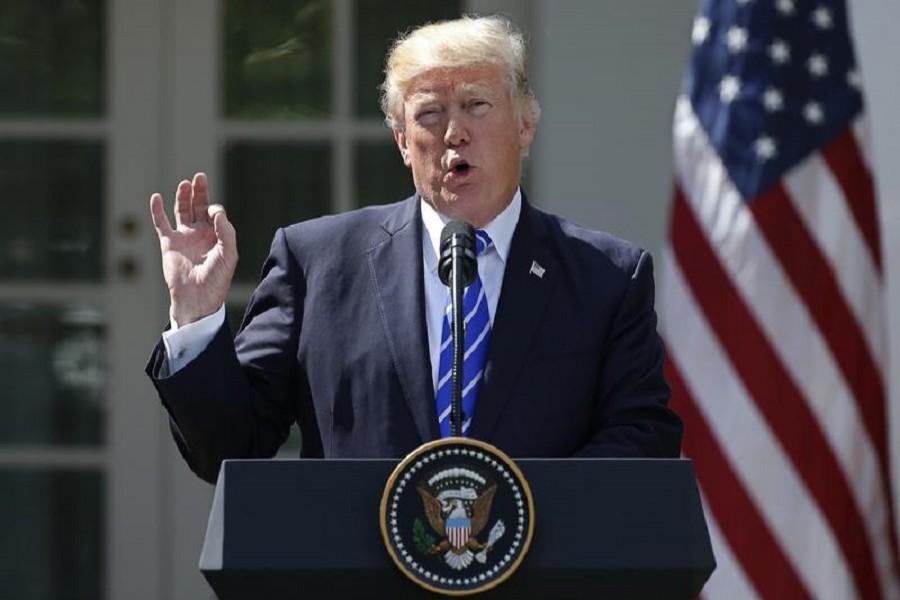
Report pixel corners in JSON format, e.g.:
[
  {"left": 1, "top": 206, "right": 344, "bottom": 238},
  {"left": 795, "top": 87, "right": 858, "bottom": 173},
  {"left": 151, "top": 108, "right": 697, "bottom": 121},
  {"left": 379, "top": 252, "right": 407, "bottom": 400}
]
[
  {"left": 438, "top": 221, "right": 477, "bottom": 287},
  {"left": 438, "top": 221, "right": 477, "bottom": 437}
]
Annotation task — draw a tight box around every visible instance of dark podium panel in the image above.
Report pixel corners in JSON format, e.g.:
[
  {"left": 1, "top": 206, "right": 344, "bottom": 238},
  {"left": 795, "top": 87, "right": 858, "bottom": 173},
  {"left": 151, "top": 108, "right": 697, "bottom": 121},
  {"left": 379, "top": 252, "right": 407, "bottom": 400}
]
[{"left": 201, "top": 458, "right": 715, "bottom": 599}]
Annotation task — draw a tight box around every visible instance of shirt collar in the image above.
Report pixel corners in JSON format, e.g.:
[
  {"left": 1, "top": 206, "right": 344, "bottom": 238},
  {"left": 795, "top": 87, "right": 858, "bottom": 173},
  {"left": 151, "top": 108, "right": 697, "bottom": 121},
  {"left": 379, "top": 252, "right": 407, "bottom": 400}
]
[{"left": 421, "top": 188, "right": 522, "bottom": 273}]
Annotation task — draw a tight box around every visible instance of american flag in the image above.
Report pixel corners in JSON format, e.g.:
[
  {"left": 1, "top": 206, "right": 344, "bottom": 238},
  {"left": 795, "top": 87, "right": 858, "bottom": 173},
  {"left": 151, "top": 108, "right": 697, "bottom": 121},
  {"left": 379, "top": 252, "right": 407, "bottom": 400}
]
[{"left": 659, "top": 0, "right": 900, "bottom": 597}]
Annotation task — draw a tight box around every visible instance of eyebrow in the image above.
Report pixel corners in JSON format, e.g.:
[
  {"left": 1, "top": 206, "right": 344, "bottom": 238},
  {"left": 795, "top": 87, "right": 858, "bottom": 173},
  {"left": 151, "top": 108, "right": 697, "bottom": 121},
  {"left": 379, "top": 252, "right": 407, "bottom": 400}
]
[{"left": 406, "top": 81, "right": 500, "bottom": 106}]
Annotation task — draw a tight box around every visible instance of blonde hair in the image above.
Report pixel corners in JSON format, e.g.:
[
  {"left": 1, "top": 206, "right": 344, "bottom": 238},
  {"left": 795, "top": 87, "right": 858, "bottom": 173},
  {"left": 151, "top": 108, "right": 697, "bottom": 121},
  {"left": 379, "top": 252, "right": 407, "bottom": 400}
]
[{"left": 380, "top": 15, "right": 541, "bottom": 132}]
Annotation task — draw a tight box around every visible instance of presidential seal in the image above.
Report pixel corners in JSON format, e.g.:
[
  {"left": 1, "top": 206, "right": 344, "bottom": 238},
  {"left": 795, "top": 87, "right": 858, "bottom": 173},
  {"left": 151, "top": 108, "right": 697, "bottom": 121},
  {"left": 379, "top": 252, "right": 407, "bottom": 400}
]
[{"left": 380, "top": 438, "right": 535, "bottom": 596}]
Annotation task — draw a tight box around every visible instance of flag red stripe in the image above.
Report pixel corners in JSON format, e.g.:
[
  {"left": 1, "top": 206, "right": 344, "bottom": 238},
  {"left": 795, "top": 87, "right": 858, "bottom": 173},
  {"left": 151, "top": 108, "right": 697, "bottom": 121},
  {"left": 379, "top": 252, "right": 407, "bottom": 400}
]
[
  {"left": 670, "top": 186, "right": 883, "bottom": 600},
  {"left": 820, "top": 127, "right": 883, "bottom": 273},
  {"left": 755, "top": 181, "right": 900, "bottom": 579},
  {"left": 751, "top": 184, "right": 892, "bottom": 489},
  {"left": 666, "top": 357, "right": 811, "bottom": 600}
]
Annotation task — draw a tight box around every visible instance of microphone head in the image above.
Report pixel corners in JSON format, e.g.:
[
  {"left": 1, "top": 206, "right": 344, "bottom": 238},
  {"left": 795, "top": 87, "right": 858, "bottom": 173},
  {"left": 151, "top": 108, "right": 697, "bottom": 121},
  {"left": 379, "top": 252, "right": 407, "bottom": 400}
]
[{"left": 438, "top": 221, "right": 477, "bottom": 287}]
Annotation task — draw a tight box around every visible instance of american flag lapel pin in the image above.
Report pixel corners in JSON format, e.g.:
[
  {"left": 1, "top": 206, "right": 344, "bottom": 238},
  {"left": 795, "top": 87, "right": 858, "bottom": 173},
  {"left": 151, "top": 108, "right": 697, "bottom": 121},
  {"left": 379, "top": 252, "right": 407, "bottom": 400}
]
[{"left": 529, "top": 260, "right": 545, "bottom": 279}]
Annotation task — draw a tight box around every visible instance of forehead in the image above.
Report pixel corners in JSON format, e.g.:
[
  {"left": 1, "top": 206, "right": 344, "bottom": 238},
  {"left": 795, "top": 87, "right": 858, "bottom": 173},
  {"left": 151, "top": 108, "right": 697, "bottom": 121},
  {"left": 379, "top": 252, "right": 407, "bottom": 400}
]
[{"left": 404, "top": 64, "right": 507, "bottom": 102}]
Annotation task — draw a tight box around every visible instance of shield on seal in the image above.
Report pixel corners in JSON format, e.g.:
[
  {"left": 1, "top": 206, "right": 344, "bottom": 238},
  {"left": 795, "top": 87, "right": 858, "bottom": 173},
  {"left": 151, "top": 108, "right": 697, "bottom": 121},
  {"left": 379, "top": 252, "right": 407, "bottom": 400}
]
[{"left": 445, "top": 515, "right": 472, "bottom": 550}]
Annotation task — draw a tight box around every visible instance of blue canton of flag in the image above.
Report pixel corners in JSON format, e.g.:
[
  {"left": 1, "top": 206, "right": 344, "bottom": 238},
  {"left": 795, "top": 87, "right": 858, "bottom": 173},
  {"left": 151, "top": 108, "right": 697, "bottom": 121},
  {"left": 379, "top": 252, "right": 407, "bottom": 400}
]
[{"left": 687, "top": 0, "right": 863, "bottom": 199}]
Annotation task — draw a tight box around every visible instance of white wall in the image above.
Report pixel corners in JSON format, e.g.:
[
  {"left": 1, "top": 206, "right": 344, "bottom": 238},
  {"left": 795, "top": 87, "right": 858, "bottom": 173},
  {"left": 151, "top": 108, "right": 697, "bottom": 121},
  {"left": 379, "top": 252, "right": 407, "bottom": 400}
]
[
  {"left": 531, "top": 0, "right": 900, "bottom": 523},
  {"left": 850, "top": 0, "right": 900, "bottom": 510},
  {"left": 531, "top": 0, "right": 696, "bottom": 250}
]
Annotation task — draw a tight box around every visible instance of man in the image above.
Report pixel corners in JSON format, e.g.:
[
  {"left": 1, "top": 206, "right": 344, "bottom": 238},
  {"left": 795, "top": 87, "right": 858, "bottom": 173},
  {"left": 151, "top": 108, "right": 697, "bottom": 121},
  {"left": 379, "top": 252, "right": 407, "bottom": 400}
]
[{"left": 147, "top": 15, "right": 682, "bottom": 484}]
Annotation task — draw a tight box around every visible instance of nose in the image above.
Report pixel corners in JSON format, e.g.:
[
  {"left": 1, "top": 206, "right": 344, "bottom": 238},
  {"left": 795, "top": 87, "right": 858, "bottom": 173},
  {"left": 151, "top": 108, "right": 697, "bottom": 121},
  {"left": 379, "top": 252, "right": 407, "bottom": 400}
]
[{"left": 443, "top": 114, "right": 469, "bottom": 147}]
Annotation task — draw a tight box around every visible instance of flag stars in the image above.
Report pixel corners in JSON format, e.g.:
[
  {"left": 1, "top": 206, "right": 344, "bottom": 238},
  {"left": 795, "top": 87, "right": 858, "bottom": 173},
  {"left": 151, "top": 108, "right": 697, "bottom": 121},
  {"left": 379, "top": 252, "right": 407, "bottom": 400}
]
[
  {"left": 763, "top": 87, "right": 784, "bottom": 112},
  {"left": 754, "top": 136, "right": 778, "bottom": 161},
  {"left": 776, "top": 0, "right": 796, "bottom": 16},
  {"left": 812, "top": 6, "right": 834, "bottom": 29},
  {"left": 692, "top": 16, "right": 711, "bottom": 45},
  {"left": 726, "top": 26, "right": 749, "bottom": 54},
  {"left": 808, "top": 53, "right": 829, "bottom": 78},
  {"left": 719, "top": 75, "right": 741, "bottom": 103},
  {"left": 769, "top": 40, "right": 791, "bottom": 65},
  {"left": 803, "top": 102, "right": 825, "bottom": 125}
]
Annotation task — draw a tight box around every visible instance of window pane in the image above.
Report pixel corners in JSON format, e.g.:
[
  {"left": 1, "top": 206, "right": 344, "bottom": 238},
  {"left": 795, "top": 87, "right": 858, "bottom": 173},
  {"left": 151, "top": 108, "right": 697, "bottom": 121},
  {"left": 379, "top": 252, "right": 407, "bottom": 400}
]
[
  {"left": 353, "top": 0, "right": 462, "bottom": 118},
  {"left": 0, "top": 469, "right": 104, "bottom": 600},
  {"left": 223, "top": 142, "right": 331, "bottom": 282},
  {"left": 0, "top": 0, "right": 105, "bottom": 116},
  {"left": 223, "top": 0, "right": 332, "bottom": 118},
  {"left": 0, "top": 141, "right": 105, "bottom": 282},
  {"left": 354, "top": 141, "right": 415, "bottom": 208},
  {"left": 0, "top": 304, "right": 105, "bottom": 446}
]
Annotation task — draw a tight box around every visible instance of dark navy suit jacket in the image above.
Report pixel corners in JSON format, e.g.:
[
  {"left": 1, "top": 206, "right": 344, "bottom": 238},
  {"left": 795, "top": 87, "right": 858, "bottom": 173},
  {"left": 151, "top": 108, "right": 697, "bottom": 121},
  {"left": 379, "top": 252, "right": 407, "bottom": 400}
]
[{"left": 147, "top": 195, "right": 682, "bottom": 483}]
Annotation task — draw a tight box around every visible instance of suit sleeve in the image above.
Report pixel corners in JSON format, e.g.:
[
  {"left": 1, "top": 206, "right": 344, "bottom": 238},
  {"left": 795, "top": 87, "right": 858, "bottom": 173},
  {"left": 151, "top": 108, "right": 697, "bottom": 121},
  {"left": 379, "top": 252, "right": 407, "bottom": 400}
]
[
  {"left": 575, "top": 250, "right": 683, "bottom": 458},
  {"left": 145, "top": 228, "right": 303, "bottom": 483}
]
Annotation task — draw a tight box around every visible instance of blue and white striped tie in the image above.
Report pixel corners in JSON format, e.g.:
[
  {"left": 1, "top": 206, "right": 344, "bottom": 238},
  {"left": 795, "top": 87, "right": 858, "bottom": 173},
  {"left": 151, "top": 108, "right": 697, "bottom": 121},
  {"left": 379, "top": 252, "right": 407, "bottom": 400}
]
[{"left": 435, "top": 230, "right": 493, "bottom": 437}]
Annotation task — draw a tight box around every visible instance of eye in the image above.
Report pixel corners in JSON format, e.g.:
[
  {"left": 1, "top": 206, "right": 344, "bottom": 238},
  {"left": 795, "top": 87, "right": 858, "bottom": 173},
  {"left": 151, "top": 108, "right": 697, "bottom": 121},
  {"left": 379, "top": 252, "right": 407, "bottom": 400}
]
[
  {"left": 468, "top": 99, "right": 491, "bottom": 114},
  {"left": 415, "top": 107, "right": 442, "bottom": 124}
]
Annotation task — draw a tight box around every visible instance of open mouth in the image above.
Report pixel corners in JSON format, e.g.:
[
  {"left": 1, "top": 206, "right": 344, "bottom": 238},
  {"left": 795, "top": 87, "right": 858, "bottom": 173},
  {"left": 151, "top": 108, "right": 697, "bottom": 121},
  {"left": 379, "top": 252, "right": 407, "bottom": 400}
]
[{"left": 447, "top": 159, "right": 472, "bottom": 177}]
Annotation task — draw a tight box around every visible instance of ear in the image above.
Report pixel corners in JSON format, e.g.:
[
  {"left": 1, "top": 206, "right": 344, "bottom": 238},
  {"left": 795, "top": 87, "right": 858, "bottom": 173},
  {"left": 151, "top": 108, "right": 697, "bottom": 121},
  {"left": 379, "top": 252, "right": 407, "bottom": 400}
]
[
  {"left": 518, "top": 117, "right": 536, "bottom": 152},
  {"left": 393, "top": 128, "right": 413, "bottom": 167}
]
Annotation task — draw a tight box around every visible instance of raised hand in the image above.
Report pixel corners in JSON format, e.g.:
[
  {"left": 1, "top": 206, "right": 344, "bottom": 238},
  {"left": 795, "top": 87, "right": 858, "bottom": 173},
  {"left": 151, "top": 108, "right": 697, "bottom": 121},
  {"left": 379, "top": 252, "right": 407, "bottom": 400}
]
[{"left": 149, "top": 172, "right": 238, "bottom": 326}]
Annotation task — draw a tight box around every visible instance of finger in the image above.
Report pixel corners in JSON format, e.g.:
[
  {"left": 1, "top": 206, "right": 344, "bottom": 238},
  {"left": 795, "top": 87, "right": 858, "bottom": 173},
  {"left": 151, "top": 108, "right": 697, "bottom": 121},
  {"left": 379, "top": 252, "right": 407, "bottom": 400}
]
[
  {"left": 192, "top": 172, "right": 210, "bottom": 223},
  {"left": 149, "top": 193, "right": 173, "bottom": 236},
  {"left": 174, "top": 180, "right": 193, "bottom": 227},
  {"left": 210, "top": 204, "right": 238, "bottom": 262}
]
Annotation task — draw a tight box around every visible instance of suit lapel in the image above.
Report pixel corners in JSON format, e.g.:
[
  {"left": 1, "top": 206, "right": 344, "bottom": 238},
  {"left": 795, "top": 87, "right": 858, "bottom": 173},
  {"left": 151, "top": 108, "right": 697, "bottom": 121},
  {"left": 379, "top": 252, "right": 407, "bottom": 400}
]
[
  {"left": 470, "top": 199, "right": 559, "bottom": 441},
  {"left": 367, "top": 196, "right": 440, "bottom": 444}
]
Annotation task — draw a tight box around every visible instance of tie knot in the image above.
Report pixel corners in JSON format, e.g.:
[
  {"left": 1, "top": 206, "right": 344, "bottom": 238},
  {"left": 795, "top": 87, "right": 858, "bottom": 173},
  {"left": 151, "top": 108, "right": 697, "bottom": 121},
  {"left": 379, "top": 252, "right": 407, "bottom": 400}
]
[{"left": 475, "top": 230, "right": 493, "bottom": 257}]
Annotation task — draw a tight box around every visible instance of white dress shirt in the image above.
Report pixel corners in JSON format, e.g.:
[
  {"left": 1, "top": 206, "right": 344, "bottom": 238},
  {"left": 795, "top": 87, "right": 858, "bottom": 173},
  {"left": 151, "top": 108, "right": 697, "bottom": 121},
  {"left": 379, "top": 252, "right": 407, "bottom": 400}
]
[
  {"left": 162, "top": 189, "right": 522, "bottom": 385},
  {"left": 420, "top": 190, "right": 520, "bottom": 392}
]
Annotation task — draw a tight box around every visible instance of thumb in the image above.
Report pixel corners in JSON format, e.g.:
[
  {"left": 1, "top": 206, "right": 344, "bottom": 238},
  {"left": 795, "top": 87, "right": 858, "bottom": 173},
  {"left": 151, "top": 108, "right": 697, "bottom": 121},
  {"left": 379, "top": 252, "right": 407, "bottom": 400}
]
[{"left": 209, "top": 205, "right": 238, "bottom": 262}]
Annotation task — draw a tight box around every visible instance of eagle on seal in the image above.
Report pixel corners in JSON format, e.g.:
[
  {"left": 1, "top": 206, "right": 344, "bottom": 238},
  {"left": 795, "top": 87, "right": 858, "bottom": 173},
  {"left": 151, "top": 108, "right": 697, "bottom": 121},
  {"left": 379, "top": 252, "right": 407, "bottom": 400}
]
[{"left": 417, "top": 483, "right": 498, "bottom": 569}]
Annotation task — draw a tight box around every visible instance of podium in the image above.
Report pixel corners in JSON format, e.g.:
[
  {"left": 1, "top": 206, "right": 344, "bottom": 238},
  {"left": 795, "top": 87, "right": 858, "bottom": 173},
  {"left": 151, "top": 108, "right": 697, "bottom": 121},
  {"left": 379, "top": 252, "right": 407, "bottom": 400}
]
[{"left": 200, "top": 458, "right": 715, "bottom": 599}]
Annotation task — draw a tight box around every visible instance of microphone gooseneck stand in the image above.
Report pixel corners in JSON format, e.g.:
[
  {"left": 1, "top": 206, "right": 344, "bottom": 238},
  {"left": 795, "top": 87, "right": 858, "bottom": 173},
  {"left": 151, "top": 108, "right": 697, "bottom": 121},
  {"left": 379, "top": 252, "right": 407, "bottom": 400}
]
[
  {"left": 450, "top": 245, "right": 466, "bottom": 437},
  {"left": 438, "top": 221, "right": 477, "bottom": 438}
]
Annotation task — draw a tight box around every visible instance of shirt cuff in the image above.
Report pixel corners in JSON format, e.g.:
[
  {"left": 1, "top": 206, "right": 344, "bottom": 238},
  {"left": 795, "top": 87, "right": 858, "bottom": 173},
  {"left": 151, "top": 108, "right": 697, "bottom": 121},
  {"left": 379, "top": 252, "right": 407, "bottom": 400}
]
[{"left": 162, "top": 305, "right": 226, "bottom": 373}]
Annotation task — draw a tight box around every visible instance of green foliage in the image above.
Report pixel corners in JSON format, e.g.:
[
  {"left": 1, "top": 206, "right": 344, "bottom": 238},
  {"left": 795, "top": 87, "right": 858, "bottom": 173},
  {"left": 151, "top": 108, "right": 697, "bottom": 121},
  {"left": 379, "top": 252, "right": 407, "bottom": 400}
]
[
  {"left": 412, "top": 519, "right": 436, "bottom": 555},
  {"left": 0, "top": 0, "right": 105, "bottom": 115},
  {"left": 222, "top": 0, "right": 332, "bottom": 118}
]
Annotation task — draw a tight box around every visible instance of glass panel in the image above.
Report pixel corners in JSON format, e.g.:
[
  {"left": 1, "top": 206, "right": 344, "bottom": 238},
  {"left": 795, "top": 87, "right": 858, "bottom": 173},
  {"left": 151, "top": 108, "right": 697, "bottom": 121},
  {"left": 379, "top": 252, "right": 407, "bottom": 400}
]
[
  {"left": 0, "top": 0, "right": 105, "bottom": 116},
  {"left": 353, "top": 0, "right": 463, "bottom": 118},
  {"left": 0, "top": 141, "right": 105, "bottom": 282},
  {"left": 223, "top": 0, "right": 332, "bottom": 118},
  {"left": 354, "top": 141, "right": 415, "bottom": 207},
  {"left": 223, "top": 142, "right": 331, "bottom": 282},
  {"left": 0, "top": 303, "right": 105, "bottom": 446},
  {"left": 0, "top": 469, "right": 104, "bottom": 600}
]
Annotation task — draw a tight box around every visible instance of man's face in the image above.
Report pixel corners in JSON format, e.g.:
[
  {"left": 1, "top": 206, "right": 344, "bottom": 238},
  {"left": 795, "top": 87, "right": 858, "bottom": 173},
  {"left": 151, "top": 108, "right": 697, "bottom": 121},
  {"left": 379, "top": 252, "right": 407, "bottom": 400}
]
[{"left": 393, "top": 64, "right": 535, "bottom": 227}]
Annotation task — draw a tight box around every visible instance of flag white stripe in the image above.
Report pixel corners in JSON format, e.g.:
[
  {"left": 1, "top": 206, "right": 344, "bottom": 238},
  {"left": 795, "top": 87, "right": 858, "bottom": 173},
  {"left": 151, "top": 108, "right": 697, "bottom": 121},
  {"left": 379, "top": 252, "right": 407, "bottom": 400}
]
[
  {"left": 852, "top": 116, "right": 876, "bottom": 174},
  {"left": 782, "top": 151, "right": 885, "bottom": 374},
  {"left": 660, "top": 249, "right": 855, "bottom": 599},
  {"left": 673, "top": 96, "right": 896, "bottom": 599},
  {"left": 697, "top": 490, "right": 761, "bottom": 600}
]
